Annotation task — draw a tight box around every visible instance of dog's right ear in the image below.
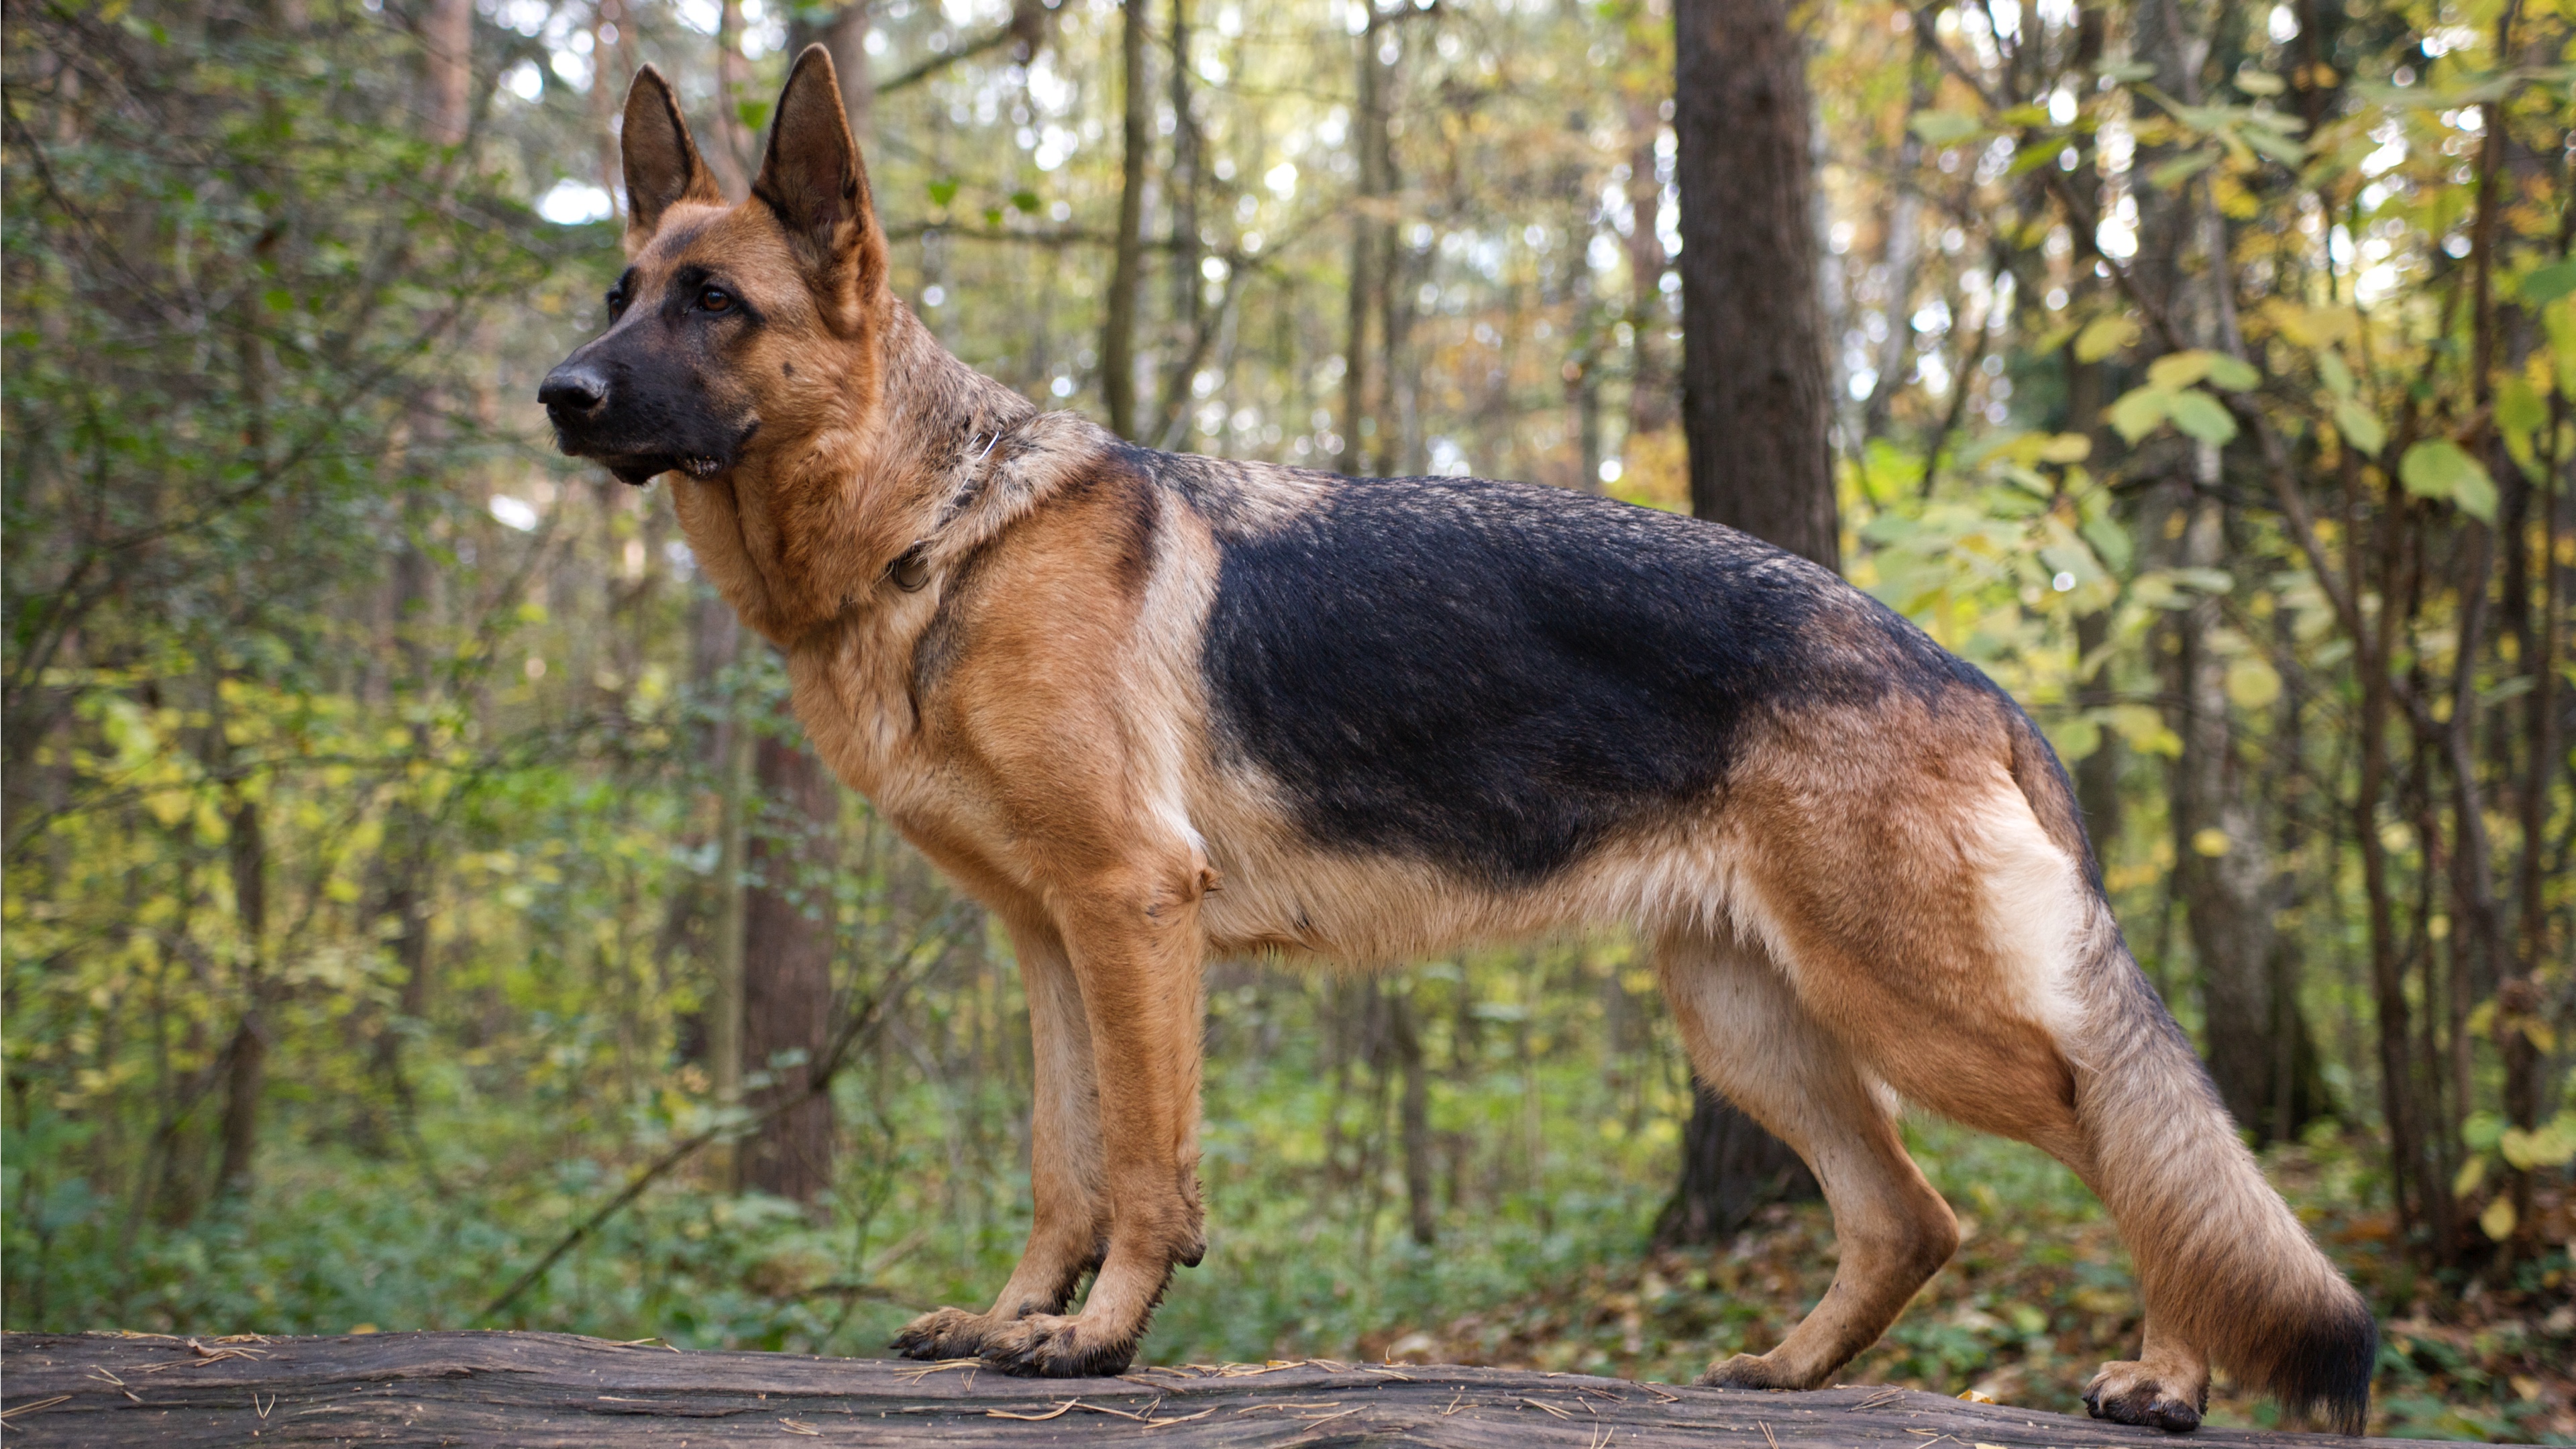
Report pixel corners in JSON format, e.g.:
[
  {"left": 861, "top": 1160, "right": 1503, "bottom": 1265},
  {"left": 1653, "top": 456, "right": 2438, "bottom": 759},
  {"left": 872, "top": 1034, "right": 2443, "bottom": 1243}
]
[{"left": 620, "top": 65, "right": 723, "bottom": 246}]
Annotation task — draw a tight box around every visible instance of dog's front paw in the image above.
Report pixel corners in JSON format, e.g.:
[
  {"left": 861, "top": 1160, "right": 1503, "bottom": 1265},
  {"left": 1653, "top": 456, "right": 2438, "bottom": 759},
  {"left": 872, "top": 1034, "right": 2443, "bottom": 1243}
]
[
  {"left": 1697, "top": 1352, "right": 1809, "bottom": 1391},
  {"left": 979, "top": 1312, "right": 1136, "bottom": 1379},
  {"left": 891, "top": 1306, "right": 996, "bottom": 1361},
  {"left": 2083, "top": 1360, "right": 2206, "bottom": 1434}
]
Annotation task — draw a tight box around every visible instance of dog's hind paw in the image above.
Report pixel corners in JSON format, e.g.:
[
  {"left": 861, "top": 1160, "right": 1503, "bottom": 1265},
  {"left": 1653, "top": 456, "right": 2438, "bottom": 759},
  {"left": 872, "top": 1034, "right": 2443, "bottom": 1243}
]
[
  {"left": 978, "top": 1312, "right": 1136, "bottom": 1379},
  {"left": 891, "top": 1307, "right": 996, "bottom": 1361},
  {"left": 2084, "top": 1361, "right": 2207, "bottom": 1434}
]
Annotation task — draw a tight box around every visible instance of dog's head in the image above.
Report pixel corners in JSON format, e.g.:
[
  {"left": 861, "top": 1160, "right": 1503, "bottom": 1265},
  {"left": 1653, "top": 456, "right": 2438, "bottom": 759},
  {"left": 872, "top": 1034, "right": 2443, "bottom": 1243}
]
[{"left": 540, "top": 47, "right": 888, "bottom": 486}]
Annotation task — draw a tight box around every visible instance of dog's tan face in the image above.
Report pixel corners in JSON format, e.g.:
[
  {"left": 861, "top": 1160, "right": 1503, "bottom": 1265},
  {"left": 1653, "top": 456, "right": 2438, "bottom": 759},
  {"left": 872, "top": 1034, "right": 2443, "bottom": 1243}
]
[{"left": 540, "top": 53, "right": 888, "bottom": 486}]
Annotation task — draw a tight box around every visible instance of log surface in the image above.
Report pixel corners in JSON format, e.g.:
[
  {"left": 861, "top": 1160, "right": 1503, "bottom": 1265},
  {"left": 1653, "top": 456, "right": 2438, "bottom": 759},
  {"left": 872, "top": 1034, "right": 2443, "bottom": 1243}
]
[{"left": 0, "top": 1331, "right": 2395, "bottom": 1447}]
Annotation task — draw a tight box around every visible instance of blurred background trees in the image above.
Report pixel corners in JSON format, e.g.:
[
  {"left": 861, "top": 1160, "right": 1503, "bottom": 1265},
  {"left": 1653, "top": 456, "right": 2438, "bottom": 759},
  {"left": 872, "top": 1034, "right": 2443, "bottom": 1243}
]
[{"left": 4, "top": 0, "right": 2570, "bottom": 1435}]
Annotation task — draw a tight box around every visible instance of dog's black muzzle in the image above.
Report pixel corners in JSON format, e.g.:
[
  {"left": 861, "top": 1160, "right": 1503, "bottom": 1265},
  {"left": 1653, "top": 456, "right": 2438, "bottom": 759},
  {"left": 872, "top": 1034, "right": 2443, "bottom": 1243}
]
[{"left": 539, "top": 349, "right": 749, "bottom": 486}]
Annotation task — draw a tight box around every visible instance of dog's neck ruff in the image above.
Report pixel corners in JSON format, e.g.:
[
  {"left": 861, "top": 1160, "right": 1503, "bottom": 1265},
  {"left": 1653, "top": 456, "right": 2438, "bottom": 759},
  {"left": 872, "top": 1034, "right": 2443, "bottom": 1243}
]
[{"left": 879, "top": 409, "right": 1114, "bottom": 598}]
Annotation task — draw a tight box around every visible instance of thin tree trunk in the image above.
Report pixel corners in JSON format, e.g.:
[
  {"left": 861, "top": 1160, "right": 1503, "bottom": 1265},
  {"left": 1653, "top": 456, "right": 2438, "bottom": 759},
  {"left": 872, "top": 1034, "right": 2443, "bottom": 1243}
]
[
  {"left": 740, "top": 733, "right": 841, "bottom": 1204},
  {"left": 1340, "top": 3, "right": 1395, "bottom": 471},
  {"left": 2168, "top": 489, "right": 2294, "bottom": 1134},
  {"left": 1672, "top": 0, "right": 1836, "bottom": 569},
  {"left": 706, "top": 0, "right": 756, "bottom": 196},
  {"left": 1102, "top": 0, "right": 1150, "bottom": 438},
  {"left": 1621, "top": 93, "right": 1673, "bottom": 443},
  {"left": 710, "top": 696, "right": 753, "bottom": 1188},
  {"left": 422, "top": 0, "right": 473, "bottom": 148},
  {"left": 214, "top": 796, "right": 267, "bottom": 1199},
  {"left": 1389, "top": 988, "right": 1434, "bottom": 1247},
  {"left": 1861, "top": 30, "right": 1933, "bottom": 443}
]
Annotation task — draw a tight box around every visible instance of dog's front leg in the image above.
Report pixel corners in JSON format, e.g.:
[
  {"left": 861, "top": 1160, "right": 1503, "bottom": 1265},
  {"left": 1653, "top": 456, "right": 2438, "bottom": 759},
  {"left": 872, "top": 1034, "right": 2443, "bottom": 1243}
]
[
  {"left": 977, "top": 865, "right": 1207, "bottom": 1378},
  {"left": 892, "top": 912, "right": 1111, "bottom": 1362}
]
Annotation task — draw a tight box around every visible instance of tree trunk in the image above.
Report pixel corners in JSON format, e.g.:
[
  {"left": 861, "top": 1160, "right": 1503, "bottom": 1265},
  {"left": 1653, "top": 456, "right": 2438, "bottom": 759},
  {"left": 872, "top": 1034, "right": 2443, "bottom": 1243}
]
[
  {"left": 739, "top": 732, "right": 841, "bottom": 1204},
  {"left": 1101, "top": 0, "right": 1149, "bottom": 438},
  {"left": 1621, "top": 93, "right": 1673, "bottom": 443},
  {"left": 1672, "top": 0, "right": 1837, "bottom": 570},
  {"left": 2168, "top": 492, "right": 2301, "bottom": 1136},
  {"left": 1340, "top": 3, "right": 1398, "bottom": 472},
  {"left": 421, "top": 0, "right": 473, "bottom": 148},
  {"left": 1654, "top": 1082, "right": 1815, "bottom": 1248},
  {"left": 1659, "top": 0, "right": 1833, "bottom": 1245},
  {"left": 214, "top": 796, "right": 267, "bottom": 1199},
  {"left": 706, "top": 0, "right": 756, "bottom": 195}
]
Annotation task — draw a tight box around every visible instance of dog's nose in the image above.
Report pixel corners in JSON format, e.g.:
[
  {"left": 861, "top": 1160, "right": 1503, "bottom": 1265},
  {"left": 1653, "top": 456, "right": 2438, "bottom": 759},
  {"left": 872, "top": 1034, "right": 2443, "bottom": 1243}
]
[{"left": 539, "top": 364, "right": 608, "bottom": 415}]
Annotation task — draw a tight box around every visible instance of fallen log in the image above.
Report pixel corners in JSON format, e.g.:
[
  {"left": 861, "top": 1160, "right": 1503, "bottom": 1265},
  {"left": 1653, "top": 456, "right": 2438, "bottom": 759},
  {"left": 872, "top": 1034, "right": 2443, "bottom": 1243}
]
[{"left": 0, "top": 1331, "right": 2393, "bottom": 1446}]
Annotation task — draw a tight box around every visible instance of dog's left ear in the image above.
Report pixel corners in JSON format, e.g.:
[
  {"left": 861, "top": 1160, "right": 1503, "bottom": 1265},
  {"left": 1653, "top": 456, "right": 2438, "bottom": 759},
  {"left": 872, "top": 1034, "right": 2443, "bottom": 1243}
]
[{"left": 753, "top": 45, "right": 887, "bottom": 329}]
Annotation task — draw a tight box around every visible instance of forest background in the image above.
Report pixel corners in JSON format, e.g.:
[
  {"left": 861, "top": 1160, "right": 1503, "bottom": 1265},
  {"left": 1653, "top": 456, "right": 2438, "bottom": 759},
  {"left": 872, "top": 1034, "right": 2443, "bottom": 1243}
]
[{"left": 4, "top": 0, "right": 2572, "bottom": 1438}]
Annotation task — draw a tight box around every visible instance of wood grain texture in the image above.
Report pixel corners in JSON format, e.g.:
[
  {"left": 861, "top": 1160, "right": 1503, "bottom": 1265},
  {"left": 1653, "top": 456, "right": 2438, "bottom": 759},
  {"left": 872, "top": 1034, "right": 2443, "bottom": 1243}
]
[{"left": 0, "top": 1332, "right": 2397, "bottom": 1446}]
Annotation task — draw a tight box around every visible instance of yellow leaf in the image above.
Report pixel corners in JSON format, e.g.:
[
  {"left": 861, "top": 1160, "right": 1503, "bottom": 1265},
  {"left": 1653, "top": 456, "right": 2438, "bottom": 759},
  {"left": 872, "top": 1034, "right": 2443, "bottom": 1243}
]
[
  {"left": 2147, "top": 350, "right": 2218, "bottom": 390},
  {"left": 2455, "top": 1154, "right": 2487, "bottom": 1198},
  {"left": 1958, "top": 1389, "right": 1997, "bottom": 1403},
  {"left": 2479, "top": 1195, "right": 2516, "bottom": 1241},
  {"left": 2269, "top": 301, "right": 2359, "bottom": 349},
  {"left": 2224, "top": 657, "right": 2283, "bottom": 709},
  {"left": 2036, "top": 433, "right": 2093, "bottom": 463},
  {"left": 2192, "top": 828, "right": 2233, "bottom": 857},
  {"left": 2075, "top": 315, "right": 2141, "bottom": 362}
]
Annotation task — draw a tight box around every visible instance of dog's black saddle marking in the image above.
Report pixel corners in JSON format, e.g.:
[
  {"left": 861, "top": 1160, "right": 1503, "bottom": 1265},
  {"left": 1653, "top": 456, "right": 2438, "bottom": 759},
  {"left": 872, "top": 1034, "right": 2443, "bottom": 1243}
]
[{"left": 1198, "top": 474, "right": 1968, "bottom": 883}]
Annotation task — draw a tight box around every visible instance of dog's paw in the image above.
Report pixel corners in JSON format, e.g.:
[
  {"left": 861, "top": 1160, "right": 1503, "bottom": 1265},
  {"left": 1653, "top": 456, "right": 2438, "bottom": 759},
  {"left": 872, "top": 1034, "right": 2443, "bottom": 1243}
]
[
  {"left": 979, "top": 1312, "right": 1136, "bottom": 1379},
  {"left": 1696, "top": 1353, "right": 1809, "bottom": 1391},
  {"left": 891, "top": 1306, "right": 995, "bottom": 1361},
  {"left": 2083, "top": 1360, "right": 2206, "bottom": 1434}
]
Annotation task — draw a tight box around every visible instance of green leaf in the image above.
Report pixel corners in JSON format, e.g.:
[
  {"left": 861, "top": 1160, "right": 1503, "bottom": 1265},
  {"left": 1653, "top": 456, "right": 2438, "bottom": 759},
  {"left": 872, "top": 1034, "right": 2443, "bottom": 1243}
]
[
  {"left": 2097, "top": 59, "right": 2158, "bottom": 83},
  {"left": 2080, "top": 511, "right": 2134, "bottom": 574},
  {"left": 2146, "top": 350, "right": 2216, "bottom": 390},
  {"left": 2497, "top": 376, "right": 2546, "bottom": 437},
  {"left": 2145, "top": 149, "right": 2218, "bottom": 189},
  {"left": 2107, "top": 386, "right": 2170, "bottom": 443},
  {"left": 2233, "top": 69, "right": 2286, "bottom": 95},
  {"left": 926, "top": 177, "right": 961, "bottom": 207},
  {"left": 1910, "top": 110, "right": 1986, "bottom": 146},
  {"left": 1010, "top": 189, "right": 1041, "bottom": 214},
  {"left": 2334, "top": 399, "right": 2385, "bottom": 457},
  {"left": 2239, "top": 124, "right": 2308, "bottom": 166},
  {"left": 1859, "top": 514, "right": 1919, "bottom": 545},
  {"left": 2523, "top": 258, "right": 2576, "bottom": 305},
  {"left": 2074, "top": 314, "right": 2140, "bottom": 362},
  {"left": 2204, "top": 353, "right": 2261, "bottom": 390},
  {"left": 2398, "top": 439, "right": 2498, "bottom": 522},
  {"left": 2167, "top": 388, "right": 2239, "bottom": 445},
  {"left": 2317, "top": 350, "right": 2355, "bottom": 398}
]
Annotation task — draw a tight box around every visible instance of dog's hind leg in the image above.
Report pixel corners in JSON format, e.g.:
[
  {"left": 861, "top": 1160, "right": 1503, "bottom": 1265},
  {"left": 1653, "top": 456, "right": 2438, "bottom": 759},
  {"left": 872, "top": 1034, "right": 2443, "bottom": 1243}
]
[
  {"left": 1734, "top": 743, "right": 2373, "bottom": 1434},
  {"left": 893, "top": 912, "right": 1111, "bottom": 1362},
  {"left": 1658, "top": 928, "right": 1959, "bottom": 1391}
]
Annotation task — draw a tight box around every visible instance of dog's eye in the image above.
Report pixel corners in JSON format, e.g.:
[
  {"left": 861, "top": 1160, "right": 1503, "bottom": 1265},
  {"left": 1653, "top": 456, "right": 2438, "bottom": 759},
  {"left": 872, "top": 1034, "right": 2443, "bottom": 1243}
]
[
  {"left": 699, "top": 286, "right": 733, "bottom": 313},
  {"left": 604, "top": 286, "right": 627, "bottom": 318}
]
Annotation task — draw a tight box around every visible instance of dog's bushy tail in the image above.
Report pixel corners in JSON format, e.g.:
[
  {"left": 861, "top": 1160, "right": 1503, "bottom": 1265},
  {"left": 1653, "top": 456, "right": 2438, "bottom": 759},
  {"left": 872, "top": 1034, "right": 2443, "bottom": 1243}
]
[{"left": 2067, "top": 905, "right": 2376, "bottom": 1433}]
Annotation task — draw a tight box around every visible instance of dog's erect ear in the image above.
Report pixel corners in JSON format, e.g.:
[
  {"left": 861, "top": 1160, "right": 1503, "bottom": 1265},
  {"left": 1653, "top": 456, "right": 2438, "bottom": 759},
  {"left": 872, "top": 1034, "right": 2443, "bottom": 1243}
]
[
  {"left": 753, "top": 46, "right": 887, "bottom": 323},
  {"left": 621, "top": 65, "right": 722, "bottom": 244}
]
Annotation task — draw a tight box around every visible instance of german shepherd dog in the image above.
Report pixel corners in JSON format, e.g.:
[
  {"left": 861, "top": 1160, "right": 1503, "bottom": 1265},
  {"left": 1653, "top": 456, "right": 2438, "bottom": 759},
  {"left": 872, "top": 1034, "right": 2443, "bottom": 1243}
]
[{"left": 541, "top": 48, "right": 2375, "bottom": 1433}]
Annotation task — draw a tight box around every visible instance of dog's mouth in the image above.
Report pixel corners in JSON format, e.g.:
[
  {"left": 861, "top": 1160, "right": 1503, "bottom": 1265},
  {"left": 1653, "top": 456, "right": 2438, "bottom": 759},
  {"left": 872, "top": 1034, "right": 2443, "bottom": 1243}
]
[{"left": 555, "top": 425, "right": 757, "bottom": 488}]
